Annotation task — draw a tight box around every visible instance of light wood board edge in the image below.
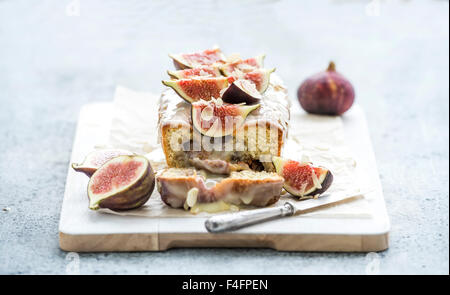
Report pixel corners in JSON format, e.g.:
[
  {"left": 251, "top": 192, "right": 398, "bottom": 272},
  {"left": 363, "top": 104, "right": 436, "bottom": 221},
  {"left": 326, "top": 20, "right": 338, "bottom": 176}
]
[
  {"left": 59, "top": 232, "right": 159, "bottom": 252},
  {"left": 59, "top": 231, "right": 389, "bottom": 252}
]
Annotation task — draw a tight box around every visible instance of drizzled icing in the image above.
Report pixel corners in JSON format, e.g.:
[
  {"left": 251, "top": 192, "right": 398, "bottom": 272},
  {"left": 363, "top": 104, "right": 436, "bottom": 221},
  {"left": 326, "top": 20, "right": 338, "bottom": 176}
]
[{"left": 157, "top": 73, "right": 291, "bottom": 143}]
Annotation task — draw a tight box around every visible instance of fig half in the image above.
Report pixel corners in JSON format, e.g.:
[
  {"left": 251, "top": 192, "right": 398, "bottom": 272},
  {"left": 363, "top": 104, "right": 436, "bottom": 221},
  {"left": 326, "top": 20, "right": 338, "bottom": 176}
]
[
  {"left": 71, "top": 149, "right": 134, "bottom": 176},
  {"left": 169, "top": 48, "right": 226, "bottom": 70},
  {"left": 220, "top": 54, "right": 265, "bottom": 76},
  {"left": 243, "top": 68, "right": 275, "bottom": 93},
  {"left": 222, "top": 79, "right": 262, "bottom": 105},
  {"left": 272, "top": 156, "right": 333, "bottom": 197},
  {"left": 192, "top": 99, "right": 260, "bottom": 137},
  {"left": 87, "top": 155, "right": 155, "bottom": 210},
  {"left": 162, "top": 77, "right": 230, "bottom": 103}
]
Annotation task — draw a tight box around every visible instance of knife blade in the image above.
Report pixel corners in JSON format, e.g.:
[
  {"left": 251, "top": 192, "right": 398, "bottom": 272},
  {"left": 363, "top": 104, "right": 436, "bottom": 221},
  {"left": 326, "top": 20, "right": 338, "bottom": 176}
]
[{"left": 204, "top": 192, "right": 364, "bottom": 233}]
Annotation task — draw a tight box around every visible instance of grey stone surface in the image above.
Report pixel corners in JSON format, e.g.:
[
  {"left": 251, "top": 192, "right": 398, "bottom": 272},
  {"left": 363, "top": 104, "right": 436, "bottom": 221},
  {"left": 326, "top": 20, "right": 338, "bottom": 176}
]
[{"left": 0, "top": 0, "right": 448, "bottom": 274}]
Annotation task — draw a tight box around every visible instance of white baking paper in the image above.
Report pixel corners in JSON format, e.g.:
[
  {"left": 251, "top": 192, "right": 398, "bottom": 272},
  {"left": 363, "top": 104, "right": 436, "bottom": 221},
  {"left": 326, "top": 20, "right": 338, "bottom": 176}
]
[{"left": 103, "top": 86, "right": 372, "bottom": 218}]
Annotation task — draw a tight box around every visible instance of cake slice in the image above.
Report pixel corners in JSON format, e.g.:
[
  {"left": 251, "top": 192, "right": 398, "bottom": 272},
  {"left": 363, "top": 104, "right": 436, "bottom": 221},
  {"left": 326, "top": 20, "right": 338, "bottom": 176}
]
[
  {"left": 158, "top": 73, "right": 290, "bottom": 172},
  {"left": 157, "top": 168, "right": 284, "bottom": 212}
]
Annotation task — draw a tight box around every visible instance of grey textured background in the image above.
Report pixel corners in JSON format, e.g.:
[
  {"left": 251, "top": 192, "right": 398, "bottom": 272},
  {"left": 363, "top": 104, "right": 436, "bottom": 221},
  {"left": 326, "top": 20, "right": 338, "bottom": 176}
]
[{"left": 0, "top": 0, "right": 448, "bottom": 274}]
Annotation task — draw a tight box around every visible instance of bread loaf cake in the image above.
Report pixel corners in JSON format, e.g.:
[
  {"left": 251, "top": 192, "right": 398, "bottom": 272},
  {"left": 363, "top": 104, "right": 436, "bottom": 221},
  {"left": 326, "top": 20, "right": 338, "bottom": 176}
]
[{"left": 158, "top": 74, "right": 290, "bottom": 172}]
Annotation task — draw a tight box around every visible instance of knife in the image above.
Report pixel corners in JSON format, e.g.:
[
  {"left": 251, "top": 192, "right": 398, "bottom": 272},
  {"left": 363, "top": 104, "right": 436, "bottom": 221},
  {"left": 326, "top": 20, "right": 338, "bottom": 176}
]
[{"left": 204, "top": 192, "right": 364, "bottom": 233}]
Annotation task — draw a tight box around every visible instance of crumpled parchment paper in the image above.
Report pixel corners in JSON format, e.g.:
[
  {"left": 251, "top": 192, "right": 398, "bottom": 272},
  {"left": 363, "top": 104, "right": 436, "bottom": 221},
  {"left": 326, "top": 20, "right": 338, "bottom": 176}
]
[{"left": 103, "top": 86, "right": 372, "bottom": 218}]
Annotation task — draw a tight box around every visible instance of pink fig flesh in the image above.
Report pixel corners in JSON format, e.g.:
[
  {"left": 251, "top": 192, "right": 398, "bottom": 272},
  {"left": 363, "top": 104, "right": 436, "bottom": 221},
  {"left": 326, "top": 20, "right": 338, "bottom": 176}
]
[
  {"left": 220, "top": 55, "right": 265, "bottom": 76},
  {"left": 169, "top": 48, "right": 226, "bottom": 70},
  {"left": 162, "top": 77, "right": 229, "bottom": 103},
  {"left": 167, "top": 66, "right": 222, "bottom": 79},
  {"left": 191, "top": 100, "right": 260, "bottom": 137},
  {"left": 87, "top": 155, "right": 155, "bottom": 210}
]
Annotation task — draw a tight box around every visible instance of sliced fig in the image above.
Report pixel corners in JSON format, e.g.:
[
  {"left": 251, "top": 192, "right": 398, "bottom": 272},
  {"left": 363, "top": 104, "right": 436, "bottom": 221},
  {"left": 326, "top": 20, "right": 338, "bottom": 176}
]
[
  {"left": 169, "top": 48, "right": 226, "bottom": 70},
  {"left": 71, "top": 149, "right": 134, "bottom": 177},
  {"left": 222, "top": 79, "right": 262, "bottom": 105},
  {"left": 272, "top": 156, "right": 333, "bottom": 197},
  {"left": 87, "top": 155, "right": 155, "bottom": 210},
  {"left": 219, "top": 54, "right": 265, "bottom": 76},
  {"left": 162, "top": 77, "right": 229, "bottom": 103},
  {"left": 191, "top": 99, "right": 260, "bottom": 137},
  {"left": 243, "top": 68, "right": 275, "bottom": 93},
  {"left": 167, "top": 66, "right": 222, "bottom": 79}
]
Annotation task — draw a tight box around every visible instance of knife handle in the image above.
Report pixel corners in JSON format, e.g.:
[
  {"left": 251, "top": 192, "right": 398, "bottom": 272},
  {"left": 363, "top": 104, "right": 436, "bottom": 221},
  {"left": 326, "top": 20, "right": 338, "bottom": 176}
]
[{"left": 205, "top": 202, "right": 295, "bottom": 233}]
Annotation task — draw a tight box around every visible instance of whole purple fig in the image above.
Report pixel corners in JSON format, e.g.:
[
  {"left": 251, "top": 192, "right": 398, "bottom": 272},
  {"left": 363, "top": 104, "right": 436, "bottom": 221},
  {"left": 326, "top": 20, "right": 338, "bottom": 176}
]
[{"left": 297, "top": 62, "right": 355, "bottom": 115}]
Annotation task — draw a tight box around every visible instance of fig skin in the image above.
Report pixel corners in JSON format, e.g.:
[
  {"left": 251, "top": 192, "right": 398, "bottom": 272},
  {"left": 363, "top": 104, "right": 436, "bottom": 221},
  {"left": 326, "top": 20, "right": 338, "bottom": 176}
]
[
  {"left": 307, "top": 170, "right": 333, "bottom": 196},
  {"left": 297, "top": 62, "right": 355, "bottom": 116},
  {"left": 87, "top": 155, "right": 155, "bottom": 211}
]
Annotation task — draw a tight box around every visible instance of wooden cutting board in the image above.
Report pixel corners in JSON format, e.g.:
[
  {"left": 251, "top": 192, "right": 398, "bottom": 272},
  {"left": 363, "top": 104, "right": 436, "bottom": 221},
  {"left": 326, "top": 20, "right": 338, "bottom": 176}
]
[{"left": 59, "top": 103, "right": 390, "bottom": 252}]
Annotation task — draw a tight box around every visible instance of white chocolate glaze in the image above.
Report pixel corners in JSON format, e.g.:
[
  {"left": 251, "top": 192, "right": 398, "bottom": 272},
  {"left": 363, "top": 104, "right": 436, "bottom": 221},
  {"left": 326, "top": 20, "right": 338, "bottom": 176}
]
[
  {"left": 156, "top": 168, "right": 284, "bottom": 210},
  {"left": 158, "top": 73, "right": 290, "bottom": 142}
]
